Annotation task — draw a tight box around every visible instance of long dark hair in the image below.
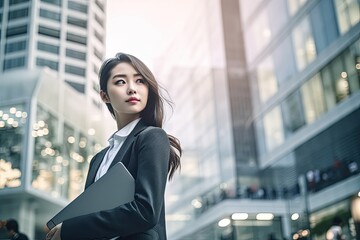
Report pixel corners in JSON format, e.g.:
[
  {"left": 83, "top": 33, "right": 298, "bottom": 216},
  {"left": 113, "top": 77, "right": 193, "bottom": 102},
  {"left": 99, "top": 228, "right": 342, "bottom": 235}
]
[{"left": 99, "top": 52, "right": 181, "bottom": 180}]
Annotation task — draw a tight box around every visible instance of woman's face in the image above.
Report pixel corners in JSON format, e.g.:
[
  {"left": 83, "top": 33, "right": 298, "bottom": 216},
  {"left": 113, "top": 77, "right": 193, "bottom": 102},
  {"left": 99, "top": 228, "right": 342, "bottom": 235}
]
[{"left": 102, "top": 62, "right": 149, "bottom": 121}]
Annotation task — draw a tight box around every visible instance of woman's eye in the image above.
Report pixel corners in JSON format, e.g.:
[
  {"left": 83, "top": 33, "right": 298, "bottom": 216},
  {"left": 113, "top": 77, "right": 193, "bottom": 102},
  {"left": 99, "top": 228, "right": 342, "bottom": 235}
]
[
  {"left": 136, "top": 79, "right": 145, "bottom": 84},
  {"left": 115, "top": 79, "right": 126, "bottom": 85}
]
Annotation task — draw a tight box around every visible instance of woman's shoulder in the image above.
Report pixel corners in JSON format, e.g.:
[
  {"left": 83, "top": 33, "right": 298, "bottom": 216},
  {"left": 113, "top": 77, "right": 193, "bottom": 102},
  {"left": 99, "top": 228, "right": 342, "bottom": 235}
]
[
  {"left": 137, "top": 126, "right": 169, "bottom": 144},
  {"left": 139, "top": 125, "right": 167, "bottom": 137}
]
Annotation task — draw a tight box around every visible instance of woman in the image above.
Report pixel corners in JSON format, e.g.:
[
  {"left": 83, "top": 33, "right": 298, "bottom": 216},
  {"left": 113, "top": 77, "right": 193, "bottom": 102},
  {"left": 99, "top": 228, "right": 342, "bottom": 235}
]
[{"left": 46, "top": 52, "right": 181, "bottom": 240}]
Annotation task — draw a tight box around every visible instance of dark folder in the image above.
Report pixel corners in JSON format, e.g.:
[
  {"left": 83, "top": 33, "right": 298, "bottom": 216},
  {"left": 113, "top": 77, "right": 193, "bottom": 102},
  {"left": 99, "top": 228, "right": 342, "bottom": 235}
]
[{"left": 47, "top": 162, "right": 135, "bottom": 230}]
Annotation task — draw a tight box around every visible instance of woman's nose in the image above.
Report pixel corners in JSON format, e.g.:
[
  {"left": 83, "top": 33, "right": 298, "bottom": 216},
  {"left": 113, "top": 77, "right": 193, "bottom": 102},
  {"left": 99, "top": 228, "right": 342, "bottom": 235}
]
[{"left": 127, "top": 83, "right": 136, "bottom": 94}]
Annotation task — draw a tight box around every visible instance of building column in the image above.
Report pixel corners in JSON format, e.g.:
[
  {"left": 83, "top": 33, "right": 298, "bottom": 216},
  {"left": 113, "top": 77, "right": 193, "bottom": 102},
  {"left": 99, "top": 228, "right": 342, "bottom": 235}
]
[
  {"left": 282, "top": 213, "right": 291, "bottom": 239},
  {"left": 18, "top": 200, "right": 37, "bottom": 240}
]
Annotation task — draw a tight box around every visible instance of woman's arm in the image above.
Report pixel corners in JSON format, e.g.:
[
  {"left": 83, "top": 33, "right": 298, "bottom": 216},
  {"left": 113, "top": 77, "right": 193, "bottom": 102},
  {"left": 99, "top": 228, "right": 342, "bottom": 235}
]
[{"left": 60, "top": 127, "right": 170, "bottom": 240}]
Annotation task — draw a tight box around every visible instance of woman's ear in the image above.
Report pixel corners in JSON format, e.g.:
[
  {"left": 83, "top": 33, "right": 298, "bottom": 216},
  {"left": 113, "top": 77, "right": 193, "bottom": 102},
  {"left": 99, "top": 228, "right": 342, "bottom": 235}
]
[{"left": 100, "top": 90, "right": 110, "bottom": 103}]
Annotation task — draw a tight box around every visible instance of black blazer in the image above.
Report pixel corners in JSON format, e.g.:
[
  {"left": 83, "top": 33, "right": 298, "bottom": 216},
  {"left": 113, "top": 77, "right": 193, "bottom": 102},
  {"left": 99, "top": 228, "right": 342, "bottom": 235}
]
[{"left": 61, "top": 120, "right": 170, "bottom": 240}]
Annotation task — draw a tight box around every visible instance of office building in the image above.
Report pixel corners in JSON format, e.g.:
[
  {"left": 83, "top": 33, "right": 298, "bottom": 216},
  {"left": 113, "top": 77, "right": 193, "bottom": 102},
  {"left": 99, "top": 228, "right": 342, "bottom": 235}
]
[
  {"left": 0, "top": 0, "right": 108, "bottom": 239},
  {"left": 158, "top": 0, "right": 360, "bottom": 239},
  {"left": 0, "top": 0, "right": 106, "bottom": 105}
]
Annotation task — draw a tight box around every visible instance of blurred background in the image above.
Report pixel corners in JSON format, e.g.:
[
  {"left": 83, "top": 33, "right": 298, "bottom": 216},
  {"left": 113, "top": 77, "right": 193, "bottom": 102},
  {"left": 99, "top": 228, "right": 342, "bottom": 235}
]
[{"left": 0, "top": 0, "right": 359, "bottom": 239}]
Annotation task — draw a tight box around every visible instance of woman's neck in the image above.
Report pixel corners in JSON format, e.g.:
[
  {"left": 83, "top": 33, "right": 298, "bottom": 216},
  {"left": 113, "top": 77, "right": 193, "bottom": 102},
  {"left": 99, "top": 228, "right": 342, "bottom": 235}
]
[{"left": 115, "top": 114, "right": 140, "bottom": 130}]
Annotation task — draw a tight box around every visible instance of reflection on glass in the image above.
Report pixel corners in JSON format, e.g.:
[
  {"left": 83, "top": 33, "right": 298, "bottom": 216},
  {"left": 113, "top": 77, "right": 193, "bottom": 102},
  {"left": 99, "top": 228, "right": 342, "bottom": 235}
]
[
  {"left": 0, "top": 104, "right": 27, "bottom": 189},
  {"left": 343, "top": 47, "right": 360, "bottom": 95},
  {"left": 31, "top": 104, "right": 99, "bottom": 200},
  {"left": 263, "top": 106, "right": 285, "bottom": 152},
  {"left": 321, "top": 66, "right": 337, "bottom": 110},
  {"left": 334, "top": 0, "right": 360, "bottom": 35},
  {"left": 292, "top": 16, "right": 317, "bottom": 71},
  {"left": 246, "top": 9, "right": 272, "bottom": 63},
  {"left": 329, "top": 55, "right": 351, "bottom": 102},
  {"left": 301, "top": 74, "right": 327, "bottom": 124},
  {"left": 257, "top": 56, "right": 278, "bottom": 103},
  {"left": 281, "top": 91, "right": 306, "bottom": 136},
  {"left": 32, "top": 105, "right": 61, "bottom": 196}
]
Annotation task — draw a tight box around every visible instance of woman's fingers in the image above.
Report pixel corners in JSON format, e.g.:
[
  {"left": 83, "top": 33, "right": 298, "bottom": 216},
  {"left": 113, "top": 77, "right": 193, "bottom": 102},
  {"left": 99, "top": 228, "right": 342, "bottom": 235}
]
[{"left": 46, "top": 223, "right": 61, "bottom": 240}]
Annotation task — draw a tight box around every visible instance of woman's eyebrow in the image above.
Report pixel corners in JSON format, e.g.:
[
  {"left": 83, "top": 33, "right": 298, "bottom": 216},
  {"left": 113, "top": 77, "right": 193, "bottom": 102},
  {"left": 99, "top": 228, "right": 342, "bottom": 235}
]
[{"left": 112, "top": 73, "right": 142, "bottom": 79}]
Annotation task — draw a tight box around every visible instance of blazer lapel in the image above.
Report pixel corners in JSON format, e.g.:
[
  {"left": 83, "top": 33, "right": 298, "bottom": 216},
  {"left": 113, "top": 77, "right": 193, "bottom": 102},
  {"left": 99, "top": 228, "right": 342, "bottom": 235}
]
[
  {"left": 109, "top": 120, "right": 148, "bottom": 169},
  {"left": 85, "top": 147, "right": 109, "bottom": 188}
]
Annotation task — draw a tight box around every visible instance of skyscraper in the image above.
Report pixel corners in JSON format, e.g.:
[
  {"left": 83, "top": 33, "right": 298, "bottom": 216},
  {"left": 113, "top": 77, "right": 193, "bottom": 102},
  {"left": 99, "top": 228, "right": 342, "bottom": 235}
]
[
  {"left": 0, "top": 0, "right": 106, "bottom": 106},
  {"left": 157, "top": 0, "right": 360, "bottom": 239}
]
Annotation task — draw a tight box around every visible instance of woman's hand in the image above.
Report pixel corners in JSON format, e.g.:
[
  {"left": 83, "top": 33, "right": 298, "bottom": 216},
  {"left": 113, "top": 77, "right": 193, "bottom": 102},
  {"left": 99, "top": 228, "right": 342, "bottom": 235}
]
[{"left": 46, "top": 223, "right": 62, "bottom": 240}]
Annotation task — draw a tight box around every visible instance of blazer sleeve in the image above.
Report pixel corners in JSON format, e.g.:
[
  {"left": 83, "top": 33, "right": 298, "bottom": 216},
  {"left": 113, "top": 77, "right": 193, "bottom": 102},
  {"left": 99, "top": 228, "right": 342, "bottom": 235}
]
[{"left": 61, "top": 127, "right": 170, "bottom": 239}]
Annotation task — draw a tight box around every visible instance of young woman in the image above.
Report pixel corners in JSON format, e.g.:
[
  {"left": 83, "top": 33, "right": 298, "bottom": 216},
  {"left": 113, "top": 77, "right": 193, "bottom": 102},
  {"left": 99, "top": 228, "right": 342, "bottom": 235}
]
[{"left": 46, "top": 52, "right": 181, "bottom": 240}]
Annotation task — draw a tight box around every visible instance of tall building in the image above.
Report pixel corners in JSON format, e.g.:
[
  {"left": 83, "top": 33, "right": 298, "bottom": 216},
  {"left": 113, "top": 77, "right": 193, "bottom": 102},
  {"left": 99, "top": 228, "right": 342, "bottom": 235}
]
[
  {"left": 0, "top": 0, "right": 106, "bottom": 106},
  {"left": 157, "top": 0, "right": 360, "bottom": 239},
  {"left": 0, "top": 0, "right": 109, "bottom": 239}
]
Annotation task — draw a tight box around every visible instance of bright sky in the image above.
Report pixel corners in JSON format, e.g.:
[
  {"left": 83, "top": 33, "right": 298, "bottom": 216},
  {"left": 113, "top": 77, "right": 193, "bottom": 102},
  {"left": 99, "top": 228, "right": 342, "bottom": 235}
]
[{"left": 105, "top": 0, "right": 194, "bottom": 68}]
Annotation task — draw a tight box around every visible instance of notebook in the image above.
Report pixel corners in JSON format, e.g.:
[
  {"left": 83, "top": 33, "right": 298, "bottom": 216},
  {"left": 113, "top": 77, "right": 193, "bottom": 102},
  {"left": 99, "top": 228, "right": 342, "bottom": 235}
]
[{"left": 47, "top": 162, "right": 135, "bottom": 230}]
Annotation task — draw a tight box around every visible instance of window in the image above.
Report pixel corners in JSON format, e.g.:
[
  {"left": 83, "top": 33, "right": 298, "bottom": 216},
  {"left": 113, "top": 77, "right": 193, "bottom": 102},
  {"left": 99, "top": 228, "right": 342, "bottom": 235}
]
[
  {"left": 94, "top": 30, "right": 104, "bottom": 43},
  {"left": 65, "top": 64, "right": 85, "bottom": 76},
  {"left": 32, "top": 105, "right": 61, "bottom": 196},
  {"left": 273, "top": 36, "right": 297, "bottom": 87},
  {"left": 93, "top": 64, "right": 99, "bottom": 75},
  {"left": 6, "top": 25, "right": 28, "bottom": 37},
  {"left": 65, "top": 80, "right": 85, "bottom": 93},
  {"left": 309, "top": 0, "right": 339, "bottom": 54},
  {"left": 37, "top": 42, "right": 59, "bottom": 54},
  {"left": 93, "top": 47, "right": 103, "bottom": 61},
  {"left": 95, "top": 0, "right": 104, "bottom": 12},
  {"left": 5, "top": 40, "right": 26, "bottom": 53},
  {"left": 292, "top": 16, "right": 317, "bottom": 71},
  {"left": 263, "top": 106, "right": 285, "bottom": 152},
  {"left": 0, "top": 103, "right": 28, "bottom": 189},
  {"left": 256, "top": 56, "right": 278, "bottom": 103},
  {"left": 40, "top": 8, "right": 61, "bottom": 22},
  {"left": 68, "top": 1, "right": 87, "bottom": 13},
  {"left": 41, "top": 0, "right": 61, "bottom": 6},
  {"left": 67, "top": 16, "right": 87, "bottom": 28},
  {"left": 38, "top": 26, "right": 60, "bottom": 39},
  {"left": 92, "top": 81, "right": 100, "bottom": 93},
  {"left": 244, "top": 9, "right": 271, "bottom": 63},
  {"left": 66, "top": 48, "right": 86, "bottom": 60},
  {"left": 331, "top": 56, "right": 350, "bottom": 102},
  {"left": 9, "top": 0, "right": 29, "bottom": 5},
  {"left": 320, "top": 52, "right": 353, "bottom": 108},
  {"left": 267, "top": 0, "right": 289, "bottom": 36},
  {"left": 94, "top": 13, "right": 104, "bottom": 26},
  {"left": 281, "top": 91, "right": 306, "bottom": 136},
  {"left": 3, "top": 56, "right": 25, "bottom": 71},
  {"left": 66, "top": 33, "right": 87, "bottom": 45},
  {"left": 287, "top": 0, "right": 308, "bottom": 16},
  {"left": 36, "top": 57, "right": 59, "bottom": 70},
  {"left": 8, "top": 8, "right": 28, "bottom": 20},
  {"left": 321, "top": 66, "right": 337, "bottom": 110},
  {"left": 301, "top": 74, "right": 327, "bottom": 124},
  {"left": 334, "top": 0, "right": 360, "bottom": 35},
  {"left": 346, "top": 41, "right": 360, "bottom": 94}
]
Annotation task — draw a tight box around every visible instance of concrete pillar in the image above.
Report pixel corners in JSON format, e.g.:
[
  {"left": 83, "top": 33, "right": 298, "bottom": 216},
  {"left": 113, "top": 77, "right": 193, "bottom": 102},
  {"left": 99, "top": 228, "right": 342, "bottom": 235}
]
[
  {"left": 18, "top": 200, "right": 37, "bottom": 240},
  {"left": 282, "top": 212, "right": 291, "bottom": 239}
]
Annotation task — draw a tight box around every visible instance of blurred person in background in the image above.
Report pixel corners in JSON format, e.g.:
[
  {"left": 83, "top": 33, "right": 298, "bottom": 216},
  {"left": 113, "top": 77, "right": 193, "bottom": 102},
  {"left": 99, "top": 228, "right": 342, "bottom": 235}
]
[
  {"left": 326, "top": 216, "right": 345, "bottom": 240},
  {"left": 0, "top": 219, "right": 29, "bottom": 240}
]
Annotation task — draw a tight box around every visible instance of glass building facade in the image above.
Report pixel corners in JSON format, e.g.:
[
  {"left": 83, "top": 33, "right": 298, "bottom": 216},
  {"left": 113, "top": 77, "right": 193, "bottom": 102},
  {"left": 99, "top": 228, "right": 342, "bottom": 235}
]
[
  {"left": 159, "top": 0, "right": 360, "bottom": 239},
  {"left": 0, "top": 69, "right": 109, "bottom": 239}
]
